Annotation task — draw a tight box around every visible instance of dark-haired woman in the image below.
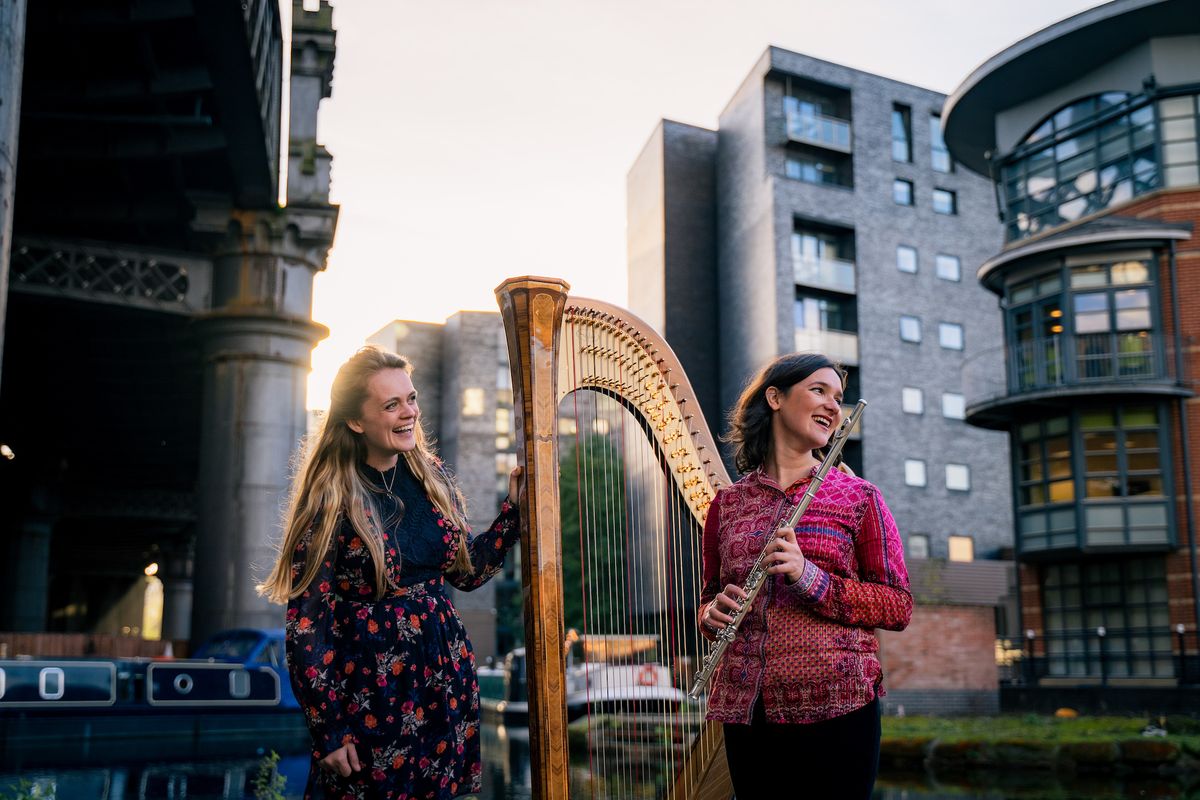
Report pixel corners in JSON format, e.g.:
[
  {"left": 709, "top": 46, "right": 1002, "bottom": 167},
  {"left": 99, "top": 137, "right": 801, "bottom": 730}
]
[
  {"left": 259, "top": 345, "right": 522, "bottom": 799},
  {"left": 698, "top": 353, "right": 911, "bottom": 799}
]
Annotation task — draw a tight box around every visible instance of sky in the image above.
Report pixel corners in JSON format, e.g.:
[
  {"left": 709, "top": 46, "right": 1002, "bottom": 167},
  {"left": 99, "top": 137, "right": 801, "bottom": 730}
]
[{"left": 302, "top": 0, "right": 1103, "bottom": 409}]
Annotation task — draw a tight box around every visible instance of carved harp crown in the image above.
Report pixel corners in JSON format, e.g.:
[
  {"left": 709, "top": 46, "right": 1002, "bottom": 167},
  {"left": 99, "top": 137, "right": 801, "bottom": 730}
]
[{"left": 496, "top": 277, "right": 733, "bottom": 800}]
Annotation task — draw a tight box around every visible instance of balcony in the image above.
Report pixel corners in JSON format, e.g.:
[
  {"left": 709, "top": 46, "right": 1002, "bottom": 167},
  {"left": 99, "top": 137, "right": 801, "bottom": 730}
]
[
  {"left": 795, "top": 329, "right": 859, "bottom": 366},
  {"left": 962, "top": 333, "right": 1191, "bottom": 427},
  {"left": 786, "top": 110, "right": 852, "bottom": 153},
  {"left": 794, "top": 255, "right": 856, "bottom": 294}
]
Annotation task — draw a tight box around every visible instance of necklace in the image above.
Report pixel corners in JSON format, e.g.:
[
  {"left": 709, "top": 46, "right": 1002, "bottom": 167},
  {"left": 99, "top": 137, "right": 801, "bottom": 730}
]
[{"left": 378, "top": 464, "right": 397, "bottom": 497}]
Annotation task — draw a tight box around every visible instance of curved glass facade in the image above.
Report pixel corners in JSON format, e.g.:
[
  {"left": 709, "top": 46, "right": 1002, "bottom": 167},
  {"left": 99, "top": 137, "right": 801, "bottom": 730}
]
[{"left": 999, "top": 91, "right": 1200, "bottom": 241}]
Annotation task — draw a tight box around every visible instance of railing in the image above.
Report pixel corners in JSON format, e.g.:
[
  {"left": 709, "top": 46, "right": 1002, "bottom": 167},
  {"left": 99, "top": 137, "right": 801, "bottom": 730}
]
[
  {"left": 793, "top": 255, "right": 856, "bottom": 294},
  {"left": 963, "top": 332, "right": 1186, "bottom": 411},
  {"left": 9, "top": 237, "right": 212, "bottom": 315},
  {"left": 999, "top": 628, "right": 1200, "bottom": 686},
  {"left": 794, "top": 328, "right": 859, "bottom": 366},
  {"left": 785, "top": 110, "right": 852, "bottom": 153}
]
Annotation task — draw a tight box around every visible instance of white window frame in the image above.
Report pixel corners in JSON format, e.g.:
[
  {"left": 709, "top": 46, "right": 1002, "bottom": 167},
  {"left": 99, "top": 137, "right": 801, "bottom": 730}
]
[
  {"left": 901, "top": 387, "right": 924, "bottom": 415},
  {"left": 935, "top": 253, "right": 961, "bottom": 282},
  {"left": 946, "top": 463, "right": 971, "bottom": 491},
  {"left": 904, "top": 458, "right": 927, "bottom": 487},
  {"left": 938, "top": 322, "right": 964, "bottom": 350},
  {"left": 942, "top": 392, "right": 966, "bottom": 420}
]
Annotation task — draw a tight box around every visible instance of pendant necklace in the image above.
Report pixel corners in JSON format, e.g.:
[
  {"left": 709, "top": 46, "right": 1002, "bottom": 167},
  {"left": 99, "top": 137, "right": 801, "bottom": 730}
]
[{"left": 378, "top": 464, "right": 398, "bottom": 499}]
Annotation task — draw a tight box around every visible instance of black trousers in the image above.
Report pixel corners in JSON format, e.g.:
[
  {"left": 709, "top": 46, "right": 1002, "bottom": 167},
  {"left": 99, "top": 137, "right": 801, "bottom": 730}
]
[{"left": 723, "top": 697, "right": 880, "bottom": 800}]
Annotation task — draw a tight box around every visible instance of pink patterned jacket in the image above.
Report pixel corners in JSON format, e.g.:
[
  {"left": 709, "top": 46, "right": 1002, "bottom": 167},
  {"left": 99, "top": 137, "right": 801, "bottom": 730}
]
[{"left": 699, "top": 467, "right": 912, "bottom": 725}]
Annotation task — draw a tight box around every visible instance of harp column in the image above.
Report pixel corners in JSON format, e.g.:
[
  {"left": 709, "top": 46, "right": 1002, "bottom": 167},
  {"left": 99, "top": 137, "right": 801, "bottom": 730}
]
[{"left": 495, "top": 276, "right": 570, "bottom": 800}]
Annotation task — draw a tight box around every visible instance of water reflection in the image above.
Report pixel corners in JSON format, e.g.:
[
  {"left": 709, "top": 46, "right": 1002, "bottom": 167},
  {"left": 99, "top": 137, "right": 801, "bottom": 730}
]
[{"left": 6, "top": 725, "right": 1196, "bottom": 799}]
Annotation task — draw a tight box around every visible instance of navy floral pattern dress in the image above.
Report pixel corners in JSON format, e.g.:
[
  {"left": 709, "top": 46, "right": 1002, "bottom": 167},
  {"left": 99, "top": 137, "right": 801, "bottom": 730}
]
[{"left": 285, "top": 460, "right": 520, "bottom": 799}]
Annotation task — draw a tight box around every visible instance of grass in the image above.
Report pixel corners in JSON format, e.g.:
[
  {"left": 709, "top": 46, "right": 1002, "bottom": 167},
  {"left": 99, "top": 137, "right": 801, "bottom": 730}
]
[{"left": 882, "top": 714, "right": 1200, "bottom": 745}]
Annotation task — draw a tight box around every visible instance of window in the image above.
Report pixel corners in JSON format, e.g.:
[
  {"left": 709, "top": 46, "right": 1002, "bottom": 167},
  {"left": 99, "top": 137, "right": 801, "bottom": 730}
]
[
  {"left": 900, "top": 315, "right": 921, "bottom": 343},
  {"left": 948, "top": 535, "right": 974, "bottom": 562},
  {"left": 930, "top": 114, "right": 953, "bottom": 173},
  {"left": 1158, "top": 94, "right": 1200, "bottom": 187},
  {"left": 896, "top": 245, "right": 917, "bottom": 274},
  {"left": 892, "top": 104, "right": 912, "bottom": 163},
  {"left": 1041, "top": 558, "right": 1173, "bottom": 678},
  {"left": 1080, "top": 405, "right": 1163, "bottom": 499},
  {"left": 946, "top": 463, "right": 971, "bottom": 491},
  {"left": 901, "top": 387, "right": 924, "bottom": 415},
  {"left": 462, "top": 387, "right": 485, "bottom": 416},
  {"left": 938, "top": 322, "right": 963, "bottom": 350},
  {"left": 941, "top": 392, "right": 965, "bottom": 420},
  {"left": 893, "top": 179, "right": 913, "bottom": 206},
  {"left": 794, "top": 294, "right": 857, "bottom": 333},
  {"left": 933, "top": 188, "right": 957, "bottom": 215},
  {"left": 908, "top": 534, "right": 930, "bottom": 559},
  {"left": 998, "top": 91, "right": 1164, "bottom": 241},
  {"left": 935, "top": 254, "right": 961, "bottom": 282},
  {"left": 786, "top": 153, "right": 853, "bottom": 188},
  {"left": 792, "top": 225, "right": 856, "bottom": 292},
  {"left": 904, "top": 459, "right": 927, "bottom": 487}
]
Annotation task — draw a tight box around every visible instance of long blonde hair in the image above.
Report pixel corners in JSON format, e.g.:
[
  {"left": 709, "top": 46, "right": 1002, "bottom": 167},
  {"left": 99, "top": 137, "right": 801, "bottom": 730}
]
[{"left": 258, "top": 346, "right": 473, "bottom": 603}]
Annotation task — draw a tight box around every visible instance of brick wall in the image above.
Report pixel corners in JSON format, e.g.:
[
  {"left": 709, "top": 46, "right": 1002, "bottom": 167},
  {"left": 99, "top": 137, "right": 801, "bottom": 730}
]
[{"left": 879, "top": 603, "right": 997, "bottom": 691}]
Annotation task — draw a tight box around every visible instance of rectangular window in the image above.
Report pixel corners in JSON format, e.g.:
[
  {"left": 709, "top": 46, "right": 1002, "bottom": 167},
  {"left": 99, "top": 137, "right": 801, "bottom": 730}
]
[
  {"left": 948, "top": 535, "right": 975, "bottom": 562},
  {"left": 933, "top": 188, "right": 957, "bottom": 215},
  {"left": 930, "top": 114, "right": 953, "bottom": 173},
  {"left": 896, "top": 245, "right": 918, "bottom": 274},
  {"left": 900, "top": 315, "right": 921, "bottom": 343},
  {"left": 902, "top": 387, "right": 924, "bottom": 414},
  {"left": 904, "top": 458, "right": 927, "bottom": 487},
  {"left": 946, "top": 463, "right": 971, "bottom": 491},
  {"left": 942, "top": 392, "right": 966, "bottom": 420},
  {"left": 935, "top": 254, "right": 961, "bottom": 282},
  {"left": 893, "top": 179, "right": 914, "bottom": 206},
  {"left": 938, "top": 322, "right": 964, "bottom": 350},
  {"left": 908, "top": 534, "right": 930, "bottom": 559},
  {"left": 892, "top": 104, "right": 912, "bottom": 163},
  {"left": 786, "top": 153, "right": 852, "bottom": 188},
  {"left": 462, "top": 387, "right": 485, "bottom": 416}
]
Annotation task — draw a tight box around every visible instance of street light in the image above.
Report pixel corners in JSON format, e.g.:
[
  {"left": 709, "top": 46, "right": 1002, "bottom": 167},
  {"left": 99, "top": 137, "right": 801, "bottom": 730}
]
[
  {"left": 1096, "top": 626, "right": 1107, "bottom": 686},
  {"left": 1177, "top": 623, "right": 1188, "bottom": 684}
]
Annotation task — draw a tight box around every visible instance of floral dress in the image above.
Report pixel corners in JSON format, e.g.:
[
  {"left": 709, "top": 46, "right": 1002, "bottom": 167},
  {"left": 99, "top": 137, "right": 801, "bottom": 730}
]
[{"left": 285, "top": 460, "right": 520, "bottom": 799}]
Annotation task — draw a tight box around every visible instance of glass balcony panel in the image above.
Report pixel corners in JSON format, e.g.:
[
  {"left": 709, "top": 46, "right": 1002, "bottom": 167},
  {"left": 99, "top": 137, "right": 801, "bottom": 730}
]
[
  {"left": 1129, "top": 526, "right": 1167, "bottom": 543},
  {"left": 1129, "top": 505, "right": 1166, "bottom": 526},
  {"left": 786, "top": 110, "right": 852, "bottom": 152},
  {"left": 794, "top": 329, "right": 859, "bottom": 366},
  {"left": 793, "top": 255, "right": 856, "bottom": 294}
]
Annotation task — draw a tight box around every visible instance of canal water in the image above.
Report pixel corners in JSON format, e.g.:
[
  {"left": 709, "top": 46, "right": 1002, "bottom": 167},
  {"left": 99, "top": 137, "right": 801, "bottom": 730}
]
[{"left": 4, "top": 722, "right": 1194, "bottom": 799}]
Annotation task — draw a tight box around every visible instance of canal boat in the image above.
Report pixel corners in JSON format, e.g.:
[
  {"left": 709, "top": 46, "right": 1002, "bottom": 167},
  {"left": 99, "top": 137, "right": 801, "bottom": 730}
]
[
  {"left": 480, "top": 634, "right": 687, "bottom": 727},
  {"left": 0, "top": 629, "right": 308, "bottom": 767}
]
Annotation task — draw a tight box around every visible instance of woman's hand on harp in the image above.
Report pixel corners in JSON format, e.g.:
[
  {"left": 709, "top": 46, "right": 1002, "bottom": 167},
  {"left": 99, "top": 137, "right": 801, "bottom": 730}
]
[
  {"left": 508, "top": 466, "right": 525, "bottom": 506},
  {"left": 766, "top": 526, "right": 807, "bottom": 585},
  {"left": 703, "top": 585, "right": 748, "bottom": 633}
]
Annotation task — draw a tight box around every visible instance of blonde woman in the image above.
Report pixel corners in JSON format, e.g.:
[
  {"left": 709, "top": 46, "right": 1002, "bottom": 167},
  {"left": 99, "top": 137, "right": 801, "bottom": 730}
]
[{"left": 259, "top": 345, "right": 522, "bottom": 799}]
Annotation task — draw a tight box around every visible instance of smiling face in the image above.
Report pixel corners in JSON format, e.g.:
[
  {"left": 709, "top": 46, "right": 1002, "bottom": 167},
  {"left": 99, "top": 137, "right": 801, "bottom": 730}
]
[
  {"left": 346, "top": 367, "right": 420, "bottom": 467},
  {"left": 766, "top": 366, "right": 845, "bottom": 453}
]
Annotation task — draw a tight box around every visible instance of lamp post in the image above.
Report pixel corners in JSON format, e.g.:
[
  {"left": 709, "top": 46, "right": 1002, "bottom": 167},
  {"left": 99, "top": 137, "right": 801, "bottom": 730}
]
[
  {"left": 1177, "top": 623, "right": 1188, "bottom": 684},
  {"left": 1025, "top": 628, "right": 1037, "bottom": 684},
  {"left": 1097, "top": 626, "right": 1107, "bottom": 687}
]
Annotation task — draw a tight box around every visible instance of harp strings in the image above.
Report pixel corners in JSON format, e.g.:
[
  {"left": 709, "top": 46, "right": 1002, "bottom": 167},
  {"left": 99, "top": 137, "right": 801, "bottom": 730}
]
[{"left": 562, "top": 312, "right": 711, "bottom": 799}]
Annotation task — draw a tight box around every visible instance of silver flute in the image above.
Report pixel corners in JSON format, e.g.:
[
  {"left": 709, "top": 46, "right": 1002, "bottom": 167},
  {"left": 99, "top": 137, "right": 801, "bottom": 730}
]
[{"left": 688, "top": 400, "right": 867, "bottom": 700}]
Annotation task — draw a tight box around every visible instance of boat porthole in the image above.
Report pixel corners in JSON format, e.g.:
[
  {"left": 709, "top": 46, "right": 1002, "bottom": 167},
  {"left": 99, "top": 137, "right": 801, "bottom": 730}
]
[
  {"left": 173, "top": 673, "right": 194, "bottom": 695},
  {"left": 38, "top": 667, "right": 65, "bottom": 700}
]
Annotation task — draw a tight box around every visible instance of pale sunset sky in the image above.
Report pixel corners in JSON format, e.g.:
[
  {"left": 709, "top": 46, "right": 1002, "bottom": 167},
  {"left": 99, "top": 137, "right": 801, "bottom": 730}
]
[{"left": 301, "top": 0, "right": 1103, "bottom": 409}]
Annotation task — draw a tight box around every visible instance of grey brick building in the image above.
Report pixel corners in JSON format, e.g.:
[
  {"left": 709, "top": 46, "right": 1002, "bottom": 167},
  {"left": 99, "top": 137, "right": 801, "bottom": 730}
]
[
  {"left": 629, "top": 46, "right": 1015, "bottom": 570},
  {"left": 369, "top": 312, "right": 519, "bottom": 662}
]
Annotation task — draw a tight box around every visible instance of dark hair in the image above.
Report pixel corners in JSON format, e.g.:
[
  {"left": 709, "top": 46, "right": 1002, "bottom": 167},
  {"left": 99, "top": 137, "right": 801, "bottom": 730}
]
[{"left": 725, "top": 353, "right": 846, "bottom": 475}]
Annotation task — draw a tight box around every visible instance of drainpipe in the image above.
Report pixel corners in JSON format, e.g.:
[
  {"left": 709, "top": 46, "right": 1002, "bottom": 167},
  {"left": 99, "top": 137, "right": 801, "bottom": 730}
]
[{"left": 1167, "top": 240, "right": 1200, "bottom": 647}]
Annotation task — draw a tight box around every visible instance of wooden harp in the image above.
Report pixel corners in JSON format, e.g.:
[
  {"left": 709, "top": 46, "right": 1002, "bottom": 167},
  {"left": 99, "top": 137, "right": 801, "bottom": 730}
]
[{"left": 496, "top": 277, "right": 733, "bottom": 800}]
